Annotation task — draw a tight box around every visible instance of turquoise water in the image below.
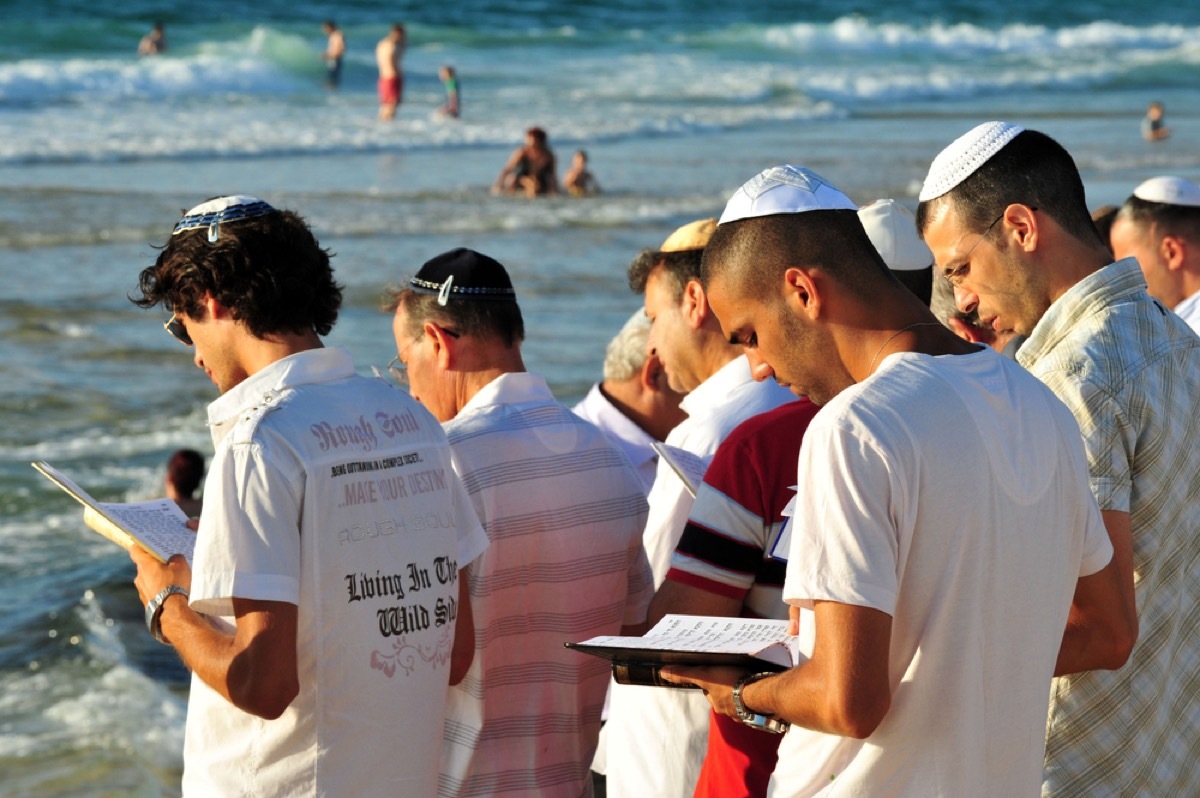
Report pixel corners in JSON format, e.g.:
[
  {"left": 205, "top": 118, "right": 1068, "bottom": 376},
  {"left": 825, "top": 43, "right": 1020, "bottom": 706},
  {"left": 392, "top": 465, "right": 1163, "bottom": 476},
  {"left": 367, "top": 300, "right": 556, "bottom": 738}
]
[{"left": 2, "top": 0, "right": 1199, "bottom": 794}]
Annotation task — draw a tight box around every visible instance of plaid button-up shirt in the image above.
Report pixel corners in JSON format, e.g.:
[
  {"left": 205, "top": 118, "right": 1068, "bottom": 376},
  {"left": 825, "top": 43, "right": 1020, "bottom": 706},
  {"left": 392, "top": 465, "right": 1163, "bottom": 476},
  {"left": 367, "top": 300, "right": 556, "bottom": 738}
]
[{"left": 1020, "top": 257, "right": 1200, "bottom": 795}]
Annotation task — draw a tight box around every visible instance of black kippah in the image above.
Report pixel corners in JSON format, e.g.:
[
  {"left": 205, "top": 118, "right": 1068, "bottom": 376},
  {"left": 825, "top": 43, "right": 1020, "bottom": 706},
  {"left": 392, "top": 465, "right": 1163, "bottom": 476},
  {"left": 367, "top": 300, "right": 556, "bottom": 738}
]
[{"left": 410, "top": 248, "right": 517, "bottom": 304}]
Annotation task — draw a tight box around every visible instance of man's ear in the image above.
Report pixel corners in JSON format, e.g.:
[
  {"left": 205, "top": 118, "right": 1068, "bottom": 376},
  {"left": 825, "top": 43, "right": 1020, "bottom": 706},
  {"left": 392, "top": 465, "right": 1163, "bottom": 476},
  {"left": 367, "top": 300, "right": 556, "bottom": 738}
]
[
  {"left": 641, "top": 352, "right": 667, "bottom": 391},
  {"left": 425, "top": 322, "right": 456, "bottom": 369},
  {"left": 1160, "top": 234, "right": 1186, "bottom": 272},
  {"left": 682, "top": 279, "right": 709, "bottom": 330},
  {"left": 1006, "top": 203, "right": 1039, "bottom": 252},
  {"left": 784, "top": 267, "right": 821, "bottom": 320},
  {"left": 199, "top": 294, "right": 232, "bottom": 321}
]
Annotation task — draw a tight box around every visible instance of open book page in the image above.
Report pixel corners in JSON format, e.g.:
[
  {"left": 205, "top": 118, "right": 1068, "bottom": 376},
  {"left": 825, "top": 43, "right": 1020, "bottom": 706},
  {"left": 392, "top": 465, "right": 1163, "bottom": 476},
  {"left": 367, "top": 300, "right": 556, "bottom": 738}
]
[
  {"left": 651, "top": 443, "right": 712, "bottom": 498},
  {"left": 33, "top": 462, "right": 195, "bottom": 565},
  {"left": 568, "top": 614, "right": 802, "bottom": 670}
]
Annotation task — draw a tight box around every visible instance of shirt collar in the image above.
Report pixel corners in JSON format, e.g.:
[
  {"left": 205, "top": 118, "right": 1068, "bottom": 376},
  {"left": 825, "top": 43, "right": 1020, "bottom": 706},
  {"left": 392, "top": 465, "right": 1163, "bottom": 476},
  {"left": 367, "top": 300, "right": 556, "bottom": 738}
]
[
  {"left": 1018, "top": 258, "right": 1147, "bottom": 369},
  {"left": 679, "top": 355, "right": 753, "bottom": 417},
  {"left": 577, "top": 383, "right": 657, "bottom": 450},
  {"left": 1175, "top": 289, "right": 1200, "bottom": 320},
  {"left": 458, "top": 371, "right": 554, "bottom": 417}
]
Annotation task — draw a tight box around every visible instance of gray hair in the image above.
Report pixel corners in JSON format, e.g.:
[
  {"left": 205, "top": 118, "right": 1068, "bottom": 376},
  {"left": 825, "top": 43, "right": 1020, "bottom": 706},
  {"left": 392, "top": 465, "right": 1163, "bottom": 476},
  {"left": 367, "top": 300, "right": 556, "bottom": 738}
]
[
  {"left": 928, "top": 271, "right": 960, "bottom": 328},
  {"left": 603, "top": 311, "right": 652, "bottom": 382}
]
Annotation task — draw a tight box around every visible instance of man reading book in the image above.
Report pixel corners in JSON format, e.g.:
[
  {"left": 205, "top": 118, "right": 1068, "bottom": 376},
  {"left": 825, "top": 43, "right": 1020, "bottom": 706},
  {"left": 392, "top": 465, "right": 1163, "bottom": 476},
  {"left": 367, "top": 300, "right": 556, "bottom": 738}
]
[
  {"left": 128, "top": 196, "right": 489, "bottom": 796},
  {"left": 661, "top": 166, "right": 1134, "bottom": 796}
]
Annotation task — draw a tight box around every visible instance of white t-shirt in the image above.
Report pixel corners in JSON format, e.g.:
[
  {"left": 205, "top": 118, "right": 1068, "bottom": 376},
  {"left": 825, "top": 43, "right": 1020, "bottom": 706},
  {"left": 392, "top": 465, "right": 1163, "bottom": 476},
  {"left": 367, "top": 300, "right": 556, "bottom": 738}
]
[
  {"left": 605, "top": 354, "right": 795, "bottom": 798},
  {"left": 769, "top": 349, "right": 1112, "bottom": 798},
  {"left": 439, "top": 372, "right": 654, "bottom": 798},
  {"left": 183, "top": 348, "right": 489, "bottom": 798}
]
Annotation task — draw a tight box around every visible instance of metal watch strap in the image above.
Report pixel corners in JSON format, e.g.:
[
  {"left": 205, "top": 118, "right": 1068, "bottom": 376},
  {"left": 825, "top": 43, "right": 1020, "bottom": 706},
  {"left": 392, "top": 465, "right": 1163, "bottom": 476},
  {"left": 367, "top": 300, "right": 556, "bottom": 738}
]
[
  {"left": 145, "top": 585, "right": 189, "bottom": 645},
  {"left": 732, "top": 671, "right": 790, "bottom": 734}
]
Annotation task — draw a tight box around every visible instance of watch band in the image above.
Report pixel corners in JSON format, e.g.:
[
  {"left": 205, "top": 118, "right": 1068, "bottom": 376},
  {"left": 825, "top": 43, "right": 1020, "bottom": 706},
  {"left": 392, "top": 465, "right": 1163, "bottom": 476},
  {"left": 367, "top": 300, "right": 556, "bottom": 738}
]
[
  {"left": 144, "top": 585, "right": 189, "bottom": 645},
  {"left": 732, "top": 671, "right": 790, "bottom": 734}
]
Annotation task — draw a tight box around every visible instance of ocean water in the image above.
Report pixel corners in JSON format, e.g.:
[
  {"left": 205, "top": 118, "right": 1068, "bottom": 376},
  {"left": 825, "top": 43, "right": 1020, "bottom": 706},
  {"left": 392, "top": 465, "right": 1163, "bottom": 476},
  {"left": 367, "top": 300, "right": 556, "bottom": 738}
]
[{"left": 2, "top": 0, "right": 1198, "bottom": 793}]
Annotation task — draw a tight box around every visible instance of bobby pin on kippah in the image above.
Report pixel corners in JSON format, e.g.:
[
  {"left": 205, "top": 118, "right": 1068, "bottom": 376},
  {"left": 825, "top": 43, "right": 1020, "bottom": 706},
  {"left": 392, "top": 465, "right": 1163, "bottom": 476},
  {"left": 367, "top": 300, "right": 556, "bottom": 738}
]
[{"left": 172, "top": 195, "right": 276, "bottom": 243}]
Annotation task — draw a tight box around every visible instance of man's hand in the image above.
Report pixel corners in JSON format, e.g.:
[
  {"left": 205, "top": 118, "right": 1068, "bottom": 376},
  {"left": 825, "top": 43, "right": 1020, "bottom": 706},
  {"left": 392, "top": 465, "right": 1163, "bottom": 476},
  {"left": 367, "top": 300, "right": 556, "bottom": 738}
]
[
  {"left": 659, "top": 665, "right": 747, "bottom": 717},
  {"left": 130, "top": 546, "right": 192, "bottom": 606}
]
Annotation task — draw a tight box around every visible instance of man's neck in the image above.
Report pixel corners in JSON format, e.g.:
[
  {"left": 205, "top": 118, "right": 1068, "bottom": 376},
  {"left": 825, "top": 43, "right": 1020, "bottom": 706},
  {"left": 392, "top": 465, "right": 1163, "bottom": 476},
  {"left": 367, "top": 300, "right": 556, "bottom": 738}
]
[
  {"left": 599, "top": 380, "right": 664, "bottom": 441},
  {"left": 239, "top": 331, "right": 324, "bottom": 378},
  {"left": 1043, "top": 237, "right": 1115, "bottom": 306},
  {"left": 694, "top": 332, "right": 741, "bottom": 388},
  {"left": 454, "top": 345, "right": 528, "bottom": 417}
]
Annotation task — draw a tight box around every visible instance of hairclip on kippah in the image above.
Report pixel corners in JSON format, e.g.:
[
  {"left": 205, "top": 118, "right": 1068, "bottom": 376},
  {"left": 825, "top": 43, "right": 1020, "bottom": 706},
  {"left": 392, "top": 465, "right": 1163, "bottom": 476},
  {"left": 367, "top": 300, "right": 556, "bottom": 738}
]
[
  {"left": 172, "top": 195, "right": 276, "bottom": 241},
  {"left": 438, "top": 275, "right": 454, "bottom": 306}
]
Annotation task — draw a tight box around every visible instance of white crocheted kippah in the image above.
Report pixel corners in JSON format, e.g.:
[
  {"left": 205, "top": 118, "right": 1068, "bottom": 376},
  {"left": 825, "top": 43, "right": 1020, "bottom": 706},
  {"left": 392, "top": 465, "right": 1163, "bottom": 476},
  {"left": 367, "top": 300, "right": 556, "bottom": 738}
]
[
  {"left": 719, "top": 165, "right": 857, "bottom": 225},
  {"left": 1133, "top": 176, "right": 1200, "bottom": 207},
  {"left": 919, "top": 121, "right": 1024, "bottom": 202},
  {"left": 858, "top": 199, "right": 932, "bottom": 272}
]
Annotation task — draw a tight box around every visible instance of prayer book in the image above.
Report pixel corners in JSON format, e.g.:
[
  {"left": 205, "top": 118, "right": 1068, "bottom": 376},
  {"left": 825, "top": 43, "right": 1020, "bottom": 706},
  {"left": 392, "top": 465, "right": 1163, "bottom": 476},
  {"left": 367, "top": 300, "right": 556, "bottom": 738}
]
[
  {"left": 32, "top": 461, "right": 195, "bottom": 565},
  {"left": 566, "top": 614, "right": 804, "bottom": 688},
  {"left": 651, "top": 442, "right": 711, "bottom": 498}
]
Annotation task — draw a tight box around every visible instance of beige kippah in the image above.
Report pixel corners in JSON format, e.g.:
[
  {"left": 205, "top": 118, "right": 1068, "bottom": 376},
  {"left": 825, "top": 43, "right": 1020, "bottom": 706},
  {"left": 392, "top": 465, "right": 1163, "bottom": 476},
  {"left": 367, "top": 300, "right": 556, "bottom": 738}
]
[
  {"left": 919, "top": 121, "right": 1024, "bottom": 202},
  {"left": 1132, "top": 176, "right": 1200, "bottom": 207},
  {"left": 660, "top": 218, "right": 718, "bottom": 252},
  {"left": 719, "top": 165, "right": 857, "bottom": 225}
]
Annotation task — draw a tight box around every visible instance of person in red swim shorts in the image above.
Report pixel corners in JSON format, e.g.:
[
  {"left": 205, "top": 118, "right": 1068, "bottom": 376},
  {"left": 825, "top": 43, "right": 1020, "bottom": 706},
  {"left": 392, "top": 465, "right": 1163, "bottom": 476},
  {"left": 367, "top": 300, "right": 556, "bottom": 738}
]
[{"left": 375, "top": 23, "right": 406, "bottom": 120}]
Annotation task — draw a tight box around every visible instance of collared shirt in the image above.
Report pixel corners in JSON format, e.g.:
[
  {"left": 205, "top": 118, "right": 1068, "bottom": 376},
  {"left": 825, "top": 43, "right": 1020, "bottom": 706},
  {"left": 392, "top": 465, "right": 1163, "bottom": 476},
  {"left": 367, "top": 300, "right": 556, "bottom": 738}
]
[
  {"left": 604, "top": 355, "right": 794, "bottom": 798},
  {"left": 1174, "top": 289, "right": 1200, "bottom": 335},
  {"left": 1019, "top": 258, "right": 1200, "bottom": 795},
  {"left": 573, "top": 382, "right": 658, "bottom": 494},
  {"left": 439, "top": 371, "right": 653, "bottom": 798},
  {"left": 187, "top": 347, "right": 489, "bottom": 797}
]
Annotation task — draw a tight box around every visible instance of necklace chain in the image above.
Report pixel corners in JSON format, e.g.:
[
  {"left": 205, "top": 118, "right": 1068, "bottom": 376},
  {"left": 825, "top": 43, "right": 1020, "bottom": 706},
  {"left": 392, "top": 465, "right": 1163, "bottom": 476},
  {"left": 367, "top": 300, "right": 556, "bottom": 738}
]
[{"left": 867, "top": 322, "right": 944, "bottom": 377}]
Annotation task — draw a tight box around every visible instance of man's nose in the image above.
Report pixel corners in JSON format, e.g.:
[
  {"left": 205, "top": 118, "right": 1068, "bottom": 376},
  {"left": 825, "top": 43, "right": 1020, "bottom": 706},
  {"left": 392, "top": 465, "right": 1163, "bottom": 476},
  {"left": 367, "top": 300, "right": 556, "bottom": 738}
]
[
  {"left": 954, "top": 284, "right": 979, "bottom": 315},
  {"left": 745, "top": 348, "right": 775, "bottom": 383}
]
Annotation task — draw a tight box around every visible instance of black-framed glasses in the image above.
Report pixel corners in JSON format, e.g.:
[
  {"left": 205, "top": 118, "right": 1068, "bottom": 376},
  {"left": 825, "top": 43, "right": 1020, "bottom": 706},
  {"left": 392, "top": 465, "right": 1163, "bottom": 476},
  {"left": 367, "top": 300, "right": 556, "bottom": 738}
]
[
  {"left": 388, "top": 326, "right": 459, "bottom": 385},
  {"left": 164, "top": 313, "right": 192, "bottom": 346}
]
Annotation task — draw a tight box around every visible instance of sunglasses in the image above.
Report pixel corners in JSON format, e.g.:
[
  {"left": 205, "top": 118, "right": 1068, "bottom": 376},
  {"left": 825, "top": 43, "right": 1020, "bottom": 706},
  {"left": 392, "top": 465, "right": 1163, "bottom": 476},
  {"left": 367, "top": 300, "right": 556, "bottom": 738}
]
[{"left": 164, "top": 313, "right": 193, "bottom": 346}]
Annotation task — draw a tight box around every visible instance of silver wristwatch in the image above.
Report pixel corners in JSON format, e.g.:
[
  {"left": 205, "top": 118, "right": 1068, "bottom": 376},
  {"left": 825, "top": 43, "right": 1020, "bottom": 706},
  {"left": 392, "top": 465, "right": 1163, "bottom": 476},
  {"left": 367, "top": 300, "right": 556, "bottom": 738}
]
[
  {"left": 732, "top": 671, "right": 790, "bottom": 734},
  {"left": 145, "top": 585, "right": 189, "bottom": 645}
]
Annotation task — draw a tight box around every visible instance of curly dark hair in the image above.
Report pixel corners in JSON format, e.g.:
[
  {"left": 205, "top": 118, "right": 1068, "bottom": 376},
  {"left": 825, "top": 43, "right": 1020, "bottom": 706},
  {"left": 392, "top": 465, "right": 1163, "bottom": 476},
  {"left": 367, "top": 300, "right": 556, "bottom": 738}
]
[{"left": 132, "top": 207, "right": 343, "bottom": 338}]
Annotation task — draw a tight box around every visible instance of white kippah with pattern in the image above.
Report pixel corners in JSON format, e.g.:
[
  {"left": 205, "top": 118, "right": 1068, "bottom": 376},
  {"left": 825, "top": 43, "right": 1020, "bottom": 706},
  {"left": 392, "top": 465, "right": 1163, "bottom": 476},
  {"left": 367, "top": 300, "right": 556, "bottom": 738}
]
[
  {"left": 1133, "top": 176, "right": 1200, "bottom": 207},
  {"left": 719, "top": 165, "right": 857, "bottom": 225},
  {"left": 919, "top": 121, "right": 1024, "bottom": 202}
]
